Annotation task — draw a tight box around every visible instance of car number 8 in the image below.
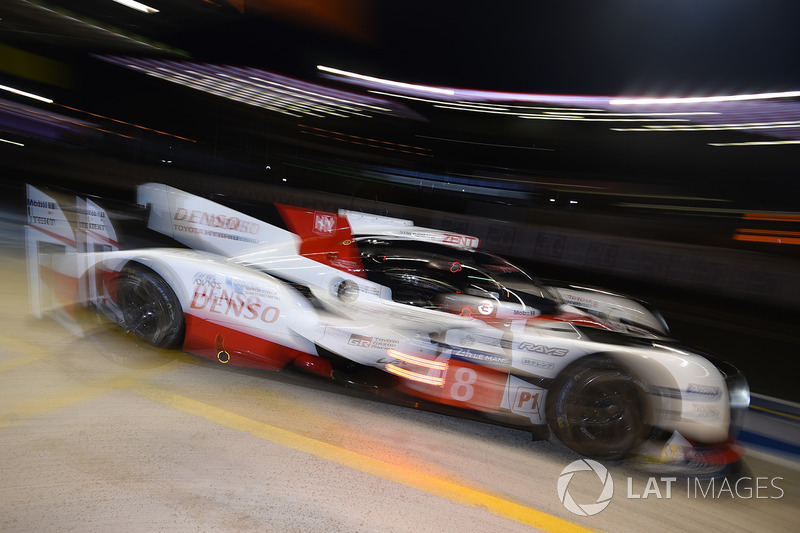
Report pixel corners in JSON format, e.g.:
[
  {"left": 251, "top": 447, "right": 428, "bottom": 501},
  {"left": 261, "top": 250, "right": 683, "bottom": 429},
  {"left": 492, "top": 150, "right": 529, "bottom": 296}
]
[{"left": 449, "top": 367, "right": 478, "bottom": 402}]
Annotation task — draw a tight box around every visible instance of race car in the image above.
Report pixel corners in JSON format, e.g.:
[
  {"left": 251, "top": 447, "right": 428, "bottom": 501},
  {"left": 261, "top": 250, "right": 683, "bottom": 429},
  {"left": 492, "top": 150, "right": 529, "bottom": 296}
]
[{"left": 25, "top": 183, "right": 749, "bottom": 466}]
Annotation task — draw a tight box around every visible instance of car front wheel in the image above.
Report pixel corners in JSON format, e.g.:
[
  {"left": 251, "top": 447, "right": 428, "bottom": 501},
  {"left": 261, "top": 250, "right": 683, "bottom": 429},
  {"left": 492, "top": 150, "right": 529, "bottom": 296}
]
[
  {"left": 547, "top": 357, "right": 650, "bottom": 460},
  {"left": 116, "top": 265, "right": 185, "bottom": 349}
]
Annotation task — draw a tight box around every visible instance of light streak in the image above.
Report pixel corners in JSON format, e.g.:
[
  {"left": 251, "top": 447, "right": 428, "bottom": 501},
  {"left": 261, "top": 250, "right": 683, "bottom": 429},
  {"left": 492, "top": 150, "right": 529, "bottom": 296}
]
[
  {"left": 112, "top": 0, "right": 159, "bottom": 14},
  {"left": 710, "top": 140, "right": 800, "bottom": 147},
  {"left": 734, "top": 233, "right": 800, "bottom": 245},
  {"left": 0, "top": 138, "right": 24, "bottom": 147},
  {"left": 387, "top": 349, "right": 448, "bottom": 371},
  {"left": 0, "top": 84, "right": 53, "bottom": 104},
  {"left": 55, "top": 104, "right": 196, "bottom": 142},
  {"left": 613, "top": 121, "right": 800, "bottom": 132},
  {"left": 385, "top": 364, "right": 446, "bottom": 386},
  {"left": 610, "top": 90, "right": 800, "bottom": 105},
  {"left": 743, "top": 213, "right": 800, "bottom": 222},
  {"left": 318, "top": 65, "right": 456, "bottom": 96}
]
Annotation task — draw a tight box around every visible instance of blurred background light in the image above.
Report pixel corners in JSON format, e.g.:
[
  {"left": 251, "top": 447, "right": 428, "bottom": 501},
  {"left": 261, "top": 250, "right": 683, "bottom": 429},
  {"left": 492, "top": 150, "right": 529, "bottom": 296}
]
[{"left": 112, "top": 0, "right": 159, "bottom": 14}]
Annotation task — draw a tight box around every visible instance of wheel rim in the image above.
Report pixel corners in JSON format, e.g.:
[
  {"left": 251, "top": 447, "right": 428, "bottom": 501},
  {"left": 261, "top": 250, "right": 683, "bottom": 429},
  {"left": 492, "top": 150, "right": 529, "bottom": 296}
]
[
  {"left": 120, "top": 277, "right": 173, "bottom": 346},
  {"left": 562, "top": 372, "right": 645, "bottom": 458}
]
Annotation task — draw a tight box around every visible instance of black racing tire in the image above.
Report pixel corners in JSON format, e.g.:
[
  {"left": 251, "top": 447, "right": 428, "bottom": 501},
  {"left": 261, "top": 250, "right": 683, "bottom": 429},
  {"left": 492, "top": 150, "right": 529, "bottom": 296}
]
[
  {"left": 546, "top": 356, "right": 651, "bottom": 460},
  {"left": 116, "top": 264, "right": 185, "bottom": 349}
]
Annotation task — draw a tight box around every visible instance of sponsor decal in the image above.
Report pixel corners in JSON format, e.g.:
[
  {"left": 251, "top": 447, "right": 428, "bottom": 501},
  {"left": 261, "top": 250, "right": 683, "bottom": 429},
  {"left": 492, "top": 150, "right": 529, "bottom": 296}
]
[
  {"left": 442, "top": 233, "right": 479, "bottom": 247},
  {"left": 654, "top": 385, "right": 722, "bottom": 401},
  {"left": 521, "top": 358, "right": 554, "bottom": 370},
  {"left": 450, "top": 261, "right": 462, "bottom": 273},
  {"left": 193, "top": 272, "right": 221, "bottom": 289},
  {"left": 173, "top": 223, "right": 259, "bottom": 243},
  {"left": 27, "top": 198, "right": 57, "bottom": 210},
  {"left": 28, "top": 215, "right": 56, "bottom": 226},
  {"left": 76, "top": 221, "right": 106, "bottom": 231},
  {"left": 330, "top": 258, "right": 361, "bottom": 273},
  {"left": 477, "top": 300, "right": 495, "bottom": 316},
  {"left": 561, "top": 294, "right": 600, "bottom": 309},
  {"left": 686, "top": 383, "right": 722, "bottom": 400},
  {"left": 347, "top": 334, "right": 400, "bottom": 350},
  {"left": 452, "top": 347, "right": 509, "bottom": 365},
  {"left": 224, "top": 276, "right": 280, "bottom": 300},
  {"left": 518, "top": 342, "right": 569, "bottom": 357},
  {"left": 76, "top": 207, "right": 105, "bottom": 218},
  {"left": 174, "top": 207, "right": 259, "bottom": 235},
  {"left": 359, "top": 285, "right": 380, "bottom": 297},
  {"left": 190, "top": 285, "right": 279, "bottom": 323},
  {"left": 313, "top": 212, "right": 337, "bottom": 235},
  {"left": 691, "top": 403, "right": 721, "bottom": 419},
  {"left": 512, "top": 386, "right": 541, "bottom": 414}
]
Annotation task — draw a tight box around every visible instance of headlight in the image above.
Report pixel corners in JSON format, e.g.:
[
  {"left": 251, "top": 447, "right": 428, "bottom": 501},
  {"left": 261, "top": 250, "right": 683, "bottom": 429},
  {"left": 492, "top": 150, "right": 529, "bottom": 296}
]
[{"left": 709, "top": 355, "right": 750, "bottom": 437}]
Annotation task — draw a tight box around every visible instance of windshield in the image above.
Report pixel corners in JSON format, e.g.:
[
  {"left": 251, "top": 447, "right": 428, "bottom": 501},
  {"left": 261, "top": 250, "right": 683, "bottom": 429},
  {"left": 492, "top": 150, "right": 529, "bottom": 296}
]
[{"left": 358, "top": 238, "right": 559, "bottom": 312}]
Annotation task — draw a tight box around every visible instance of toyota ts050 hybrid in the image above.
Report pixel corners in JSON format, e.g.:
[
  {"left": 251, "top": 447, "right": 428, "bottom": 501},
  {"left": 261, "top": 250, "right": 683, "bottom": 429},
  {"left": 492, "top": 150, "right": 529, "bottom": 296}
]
[{"left": 26, "top": 183, "right": 749, "bottom": 468}]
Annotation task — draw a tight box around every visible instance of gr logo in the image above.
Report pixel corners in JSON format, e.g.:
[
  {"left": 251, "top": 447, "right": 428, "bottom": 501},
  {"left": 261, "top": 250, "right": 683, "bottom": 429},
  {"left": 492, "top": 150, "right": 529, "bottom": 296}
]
[{"left": 557, "top": 459, "right": 614, "bottom": 516}]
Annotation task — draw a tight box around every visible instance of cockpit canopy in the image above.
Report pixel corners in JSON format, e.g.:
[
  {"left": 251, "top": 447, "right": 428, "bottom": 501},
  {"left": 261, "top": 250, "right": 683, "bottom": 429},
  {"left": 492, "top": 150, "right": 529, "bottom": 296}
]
[{"left": 358, "top": 238, "right": 559, "bottom": 315}]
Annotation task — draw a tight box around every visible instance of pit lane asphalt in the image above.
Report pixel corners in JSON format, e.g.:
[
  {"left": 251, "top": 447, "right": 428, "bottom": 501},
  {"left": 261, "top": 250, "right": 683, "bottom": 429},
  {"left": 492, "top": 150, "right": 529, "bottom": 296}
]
[{"left": 2, "top": 201, "right": 800, "bottom": 531}]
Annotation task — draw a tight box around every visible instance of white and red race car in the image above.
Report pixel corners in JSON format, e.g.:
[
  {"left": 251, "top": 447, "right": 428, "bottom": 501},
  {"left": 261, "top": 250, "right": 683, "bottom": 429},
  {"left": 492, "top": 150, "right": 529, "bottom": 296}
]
[{"left": 26, "top": 183, "right": 749, "bottom": 467}]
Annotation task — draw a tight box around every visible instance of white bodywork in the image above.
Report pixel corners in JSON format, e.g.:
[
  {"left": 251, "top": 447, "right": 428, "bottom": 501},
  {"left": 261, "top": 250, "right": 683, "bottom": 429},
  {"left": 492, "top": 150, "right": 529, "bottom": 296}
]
[{"left": 26, "top": 183, "right": 741, "bottom": 446}]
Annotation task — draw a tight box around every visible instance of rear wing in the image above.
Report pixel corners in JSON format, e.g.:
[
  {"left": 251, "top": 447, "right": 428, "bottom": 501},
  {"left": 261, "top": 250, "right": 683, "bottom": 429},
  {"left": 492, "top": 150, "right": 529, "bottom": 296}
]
[
  {"left": 25, "top": 185, "right": 118, "bottom": 328},
  {"left": 341, "top": 210, "right": 481, "bottom": 249},
  {"left": 136, "top": 182, "right": 299, "bottom": 258},
  {"left": 135, "top": 183, "right": 481, "bottom": 256}
]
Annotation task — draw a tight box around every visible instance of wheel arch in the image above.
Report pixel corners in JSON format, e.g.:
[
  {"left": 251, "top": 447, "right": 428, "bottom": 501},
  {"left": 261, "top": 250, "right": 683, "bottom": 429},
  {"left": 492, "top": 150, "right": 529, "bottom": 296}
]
[
  {"left": 113, "top": 259, "right": 187, "bottom": 349},
  {"left": 111, "top": 257, "right": 192, "bottom": 313},
  {"left": 545, "top": 351, "right": 680, "bottom": 459},
  {"left": 546, "top": 350, "right": 679, "bottom": 448}
]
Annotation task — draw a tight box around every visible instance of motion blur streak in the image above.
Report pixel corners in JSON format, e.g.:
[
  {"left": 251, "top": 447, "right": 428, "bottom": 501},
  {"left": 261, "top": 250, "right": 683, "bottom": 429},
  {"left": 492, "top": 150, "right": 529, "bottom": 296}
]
[
  {"left": 299, "top": 125, "right": 432, "bottom": 157},
  {"left": 103, "top": 57, "right": 409, "bottom": 119},
  {"left": 387, "top": 348, "right": 449, "bottom": 370},
  {"left": 112, "top": 0, "right": 159, "bottom": 14},
  {"left": 318, "top": 65, "right": 456, "bottom": 96},
  {"left": 55, "top": 104, "right": 197, "bottom": 142},
  {"left": 744, "top": 214, "right": 800, "bottom": 222},
  {"left": 733, "top": 213, "right": 800, "bottom": 245},
  {"left": 610, "top": 91, "right": 800, "bottom": 105},
  {"left": 734, "top": 233, "right": 800, "bottom": 245},
  {"left": 130, "top": 383, "right": 594, "bottom": 533},
  {"left": 384, "top": 364, "right": 446, "bottom": 386},
  {"left": 614, "top": 121, "right": 800, "bottom": 132},
  {"left": 710, "top": 140, "right": 800, "bottom": 147},
  {"left": 0, "top": 84, "right": 52, "bottom": 104}
]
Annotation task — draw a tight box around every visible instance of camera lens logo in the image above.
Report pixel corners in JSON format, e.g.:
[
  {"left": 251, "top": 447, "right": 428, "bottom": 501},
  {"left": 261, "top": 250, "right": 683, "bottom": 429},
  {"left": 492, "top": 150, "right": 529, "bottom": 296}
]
[{"left": 557, "top": 459, "right": 614, "bottom": 516}]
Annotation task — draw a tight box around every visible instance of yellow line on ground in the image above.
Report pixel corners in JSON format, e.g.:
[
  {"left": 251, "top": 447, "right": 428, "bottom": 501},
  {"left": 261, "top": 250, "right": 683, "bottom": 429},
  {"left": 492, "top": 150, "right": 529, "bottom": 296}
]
[
  {"left": 0, "top": 373, "right": 148, "bottom": 429},
  {"left": 130, "top": 382, "right": 596, "bottom": 533},
  {"left": 0, "top": 336, "right": 53, "bottom": 372}
]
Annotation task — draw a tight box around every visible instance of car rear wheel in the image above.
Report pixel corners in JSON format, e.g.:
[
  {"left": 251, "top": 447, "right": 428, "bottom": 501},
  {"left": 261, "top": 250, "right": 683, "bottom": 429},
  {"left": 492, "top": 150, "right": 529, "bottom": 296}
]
[
  {"left": 117, "top": 265, "right": 185, "bottom": 349},
  {"left": 547, "top": 357, "right": 650, "bottom": 460}
]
